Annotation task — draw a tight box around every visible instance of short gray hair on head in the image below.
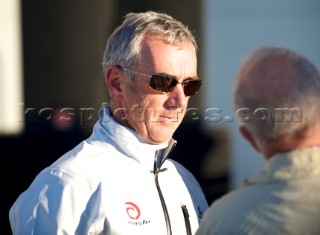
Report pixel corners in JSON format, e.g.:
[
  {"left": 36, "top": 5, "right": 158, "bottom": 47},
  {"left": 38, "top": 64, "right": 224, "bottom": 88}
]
[
  {"left": 233, "top": 46, "right": 320, "bottom": 144},
  {"left": 102, "top": 11, "right": 197, "bottom": 83}
]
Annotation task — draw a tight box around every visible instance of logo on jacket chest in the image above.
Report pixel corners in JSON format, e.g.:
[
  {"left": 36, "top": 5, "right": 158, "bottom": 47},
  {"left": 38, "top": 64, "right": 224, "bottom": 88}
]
[{"left": 125, "top": 202, "right": 151, "bottom": 226}]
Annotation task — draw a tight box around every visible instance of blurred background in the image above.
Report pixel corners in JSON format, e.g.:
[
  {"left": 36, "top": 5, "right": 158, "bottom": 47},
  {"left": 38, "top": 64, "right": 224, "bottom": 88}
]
[{"left": 1, "top": 0, "right": 320, "bottom": 233}]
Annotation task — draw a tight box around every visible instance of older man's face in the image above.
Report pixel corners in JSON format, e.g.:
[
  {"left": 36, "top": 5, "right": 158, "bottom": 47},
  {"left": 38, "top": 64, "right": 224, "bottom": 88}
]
[{"left": 119, "top": 37, "right": 198, "bottom": 144}]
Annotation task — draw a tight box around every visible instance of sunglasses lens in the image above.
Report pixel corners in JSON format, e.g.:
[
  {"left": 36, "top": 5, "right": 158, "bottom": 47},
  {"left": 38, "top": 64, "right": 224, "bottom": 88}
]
[
  {"left": 150, "top": 74, "right": 202, "bottom": 96},
  {"left": 150, "top": 75, "right": 177, "bottom": 92},
  {"left": 183, "top": 80, "right": 202, "bottom": 96}
]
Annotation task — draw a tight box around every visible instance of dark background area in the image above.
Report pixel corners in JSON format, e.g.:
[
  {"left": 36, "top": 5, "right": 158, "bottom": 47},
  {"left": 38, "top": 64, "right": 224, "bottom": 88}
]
[{"left": 1, "top": 1, "right": 229, "bottom": 234}]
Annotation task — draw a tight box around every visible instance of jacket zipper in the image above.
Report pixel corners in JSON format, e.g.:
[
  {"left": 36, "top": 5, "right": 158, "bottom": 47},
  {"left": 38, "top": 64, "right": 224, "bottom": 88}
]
[
  {"left": 153, "top": 141, "right": 177, "bottom": 235},
  {"left": 154, "top": 167, "right": 172, "bottom": 235},
  {"left": 181, "top": 205, "right": 192, "bottom": 235}
]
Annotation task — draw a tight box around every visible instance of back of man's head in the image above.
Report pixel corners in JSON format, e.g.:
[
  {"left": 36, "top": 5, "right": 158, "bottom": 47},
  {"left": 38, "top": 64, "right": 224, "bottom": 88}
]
[{"left": 233, "top": 46, "right": 320, "bottom": 157}]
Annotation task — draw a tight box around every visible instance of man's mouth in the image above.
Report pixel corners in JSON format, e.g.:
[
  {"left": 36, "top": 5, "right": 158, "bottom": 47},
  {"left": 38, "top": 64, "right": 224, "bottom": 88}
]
[{"left": 157, "top": 116, "right": 178, "bottom": 122}]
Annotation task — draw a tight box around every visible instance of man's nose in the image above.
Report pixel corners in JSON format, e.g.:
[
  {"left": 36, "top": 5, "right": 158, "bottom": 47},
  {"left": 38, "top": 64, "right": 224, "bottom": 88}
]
[{"left": 167, "top": 83, "right": 188, "bottom": 108}]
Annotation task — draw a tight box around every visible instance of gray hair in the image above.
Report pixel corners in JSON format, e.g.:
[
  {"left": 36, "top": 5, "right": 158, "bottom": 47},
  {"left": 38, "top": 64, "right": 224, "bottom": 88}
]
[
  {"left": 233, "top": 46, "right": 320, "bottom": 144},
  {"left": 102, "top": 11, "right": 197, "bottom": 85}
]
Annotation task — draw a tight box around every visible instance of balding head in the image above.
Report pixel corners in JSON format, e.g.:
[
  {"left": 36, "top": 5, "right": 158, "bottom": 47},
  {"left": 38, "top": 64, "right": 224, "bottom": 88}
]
[{"left": 233, "top": 46, "right": 320, "bottom": 157}]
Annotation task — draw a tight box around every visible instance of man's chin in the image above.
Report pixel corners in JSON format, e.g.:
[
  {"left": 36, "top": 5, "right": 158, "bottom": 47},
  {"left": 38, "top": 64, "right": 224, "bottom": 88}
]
[{"left": 145, "top": 133, "right": 174, "bottom": 145}]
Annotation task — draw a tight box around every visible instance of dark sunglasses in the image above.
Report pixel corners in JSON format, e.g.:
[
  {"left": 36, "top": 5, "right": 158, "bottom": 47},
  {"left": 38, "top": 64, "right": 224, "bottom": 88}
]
[{"left": 117, "top": 65, "right": 202, "bottom": 96}]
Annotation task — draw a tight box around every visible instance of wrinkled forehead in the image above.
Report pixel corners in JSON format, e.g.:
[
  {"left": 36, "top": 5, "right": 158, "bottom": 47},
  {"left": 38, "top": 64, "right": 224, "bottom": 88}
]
[{"left": 137, "top": 38, "right": 197, "bottom": 77}]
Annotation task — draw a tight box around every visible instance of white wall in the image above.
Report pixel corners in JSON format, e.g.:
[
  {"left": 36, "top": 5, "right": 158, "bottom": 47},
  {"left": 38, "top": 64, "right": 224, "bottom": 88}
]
[
  {"left": 201, "top": 0, "right": 320, "bottom": 189},
  {"left": 0, "top": 0, "right": 24, "bottom": 135}
]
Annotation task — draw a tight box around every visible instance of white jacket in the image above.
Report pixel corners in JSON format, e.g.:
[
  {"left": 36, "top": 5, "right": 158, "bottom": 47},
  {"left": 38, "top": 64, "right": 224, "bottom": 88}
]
[
  {"left": 196, "top": 147, "right": 320, "bottom": 235},
  {"left": 10, "top": 105, "right": 208, "bottom": 235}
]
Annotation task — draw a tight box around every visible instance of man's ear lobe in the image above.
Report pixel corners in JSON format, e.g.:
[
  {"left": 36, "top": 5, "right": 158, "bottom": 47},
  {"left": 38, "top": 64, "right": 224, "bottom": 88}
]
[
  {"left": 105, "top": 66, "right": 123, "bottom": 100},
  {"left": 239, "top": 126, "right": 261, "bottom": 153}
]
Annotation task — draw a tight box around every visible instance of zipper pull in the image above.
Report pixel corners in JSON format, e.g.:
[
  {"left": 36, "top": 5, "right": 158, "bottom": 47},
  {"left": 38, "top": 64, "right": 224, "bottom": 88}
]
[{"left": 181, "top": 205, "right": 192, "bottom": 235}]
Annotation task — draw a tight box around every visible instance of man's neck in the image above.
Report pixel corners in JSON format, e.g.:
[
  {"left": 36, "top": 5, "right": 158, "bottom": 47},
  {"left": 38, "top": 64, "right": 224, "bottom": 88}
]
[{"left": 263, "top": 128, "right": 320, "bottom": 160}]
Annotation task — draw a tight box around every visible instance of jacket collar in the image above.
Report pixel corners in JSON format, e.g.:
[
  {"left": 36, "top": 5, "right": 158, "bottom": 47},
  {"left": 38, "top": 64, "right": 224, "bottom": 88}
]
[
  {"left": 90, "top": 105, "right": 176, "bottom": 168},
  {"left": 246, "top": 147, "right": 320, "bottom": 185}
]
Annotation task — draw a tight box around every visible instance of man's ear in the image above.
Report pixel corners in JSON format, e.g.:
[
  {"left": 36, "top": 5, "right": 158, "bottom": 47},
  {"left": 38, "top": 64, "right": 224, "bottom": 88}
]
[
  {"left": 239, "top": 126, "right": 261, "bottom": 153},
  {"left": 105, "top": 66, "right": 124, "bottom": 101}
]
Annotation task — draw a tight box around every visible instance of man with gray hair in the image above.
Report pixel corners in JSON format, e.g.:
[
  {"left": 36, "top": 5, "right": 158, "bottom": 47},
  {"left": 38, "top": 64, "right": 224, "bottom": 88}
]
[
  {"left": 9, "top": 11, "right": 207, "bottom": 235},
  {"left": 196, "top": 46, "right": 320, "bottom": 235}
]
